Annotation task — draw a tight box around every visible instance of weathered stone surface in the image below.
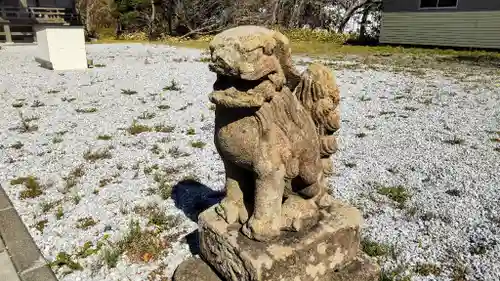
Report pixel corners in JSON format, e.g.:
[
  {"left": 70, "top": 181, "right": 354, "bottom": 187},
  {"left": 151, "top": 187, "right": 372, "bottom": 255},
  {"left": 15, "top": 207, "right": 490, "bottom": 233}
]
[
  {"left": 173, "top": 257, "right": 223, "bottom": 281},
  {"left": 199, "top": 200, "right": 364, "bottom": 281},
  {"left": 0, "top": 186, "right": 57, "bottom": 281},
  {"left": 0, "top": 206, "right": 44, "bottom": 273},
  {"left": 19, "top": 264, "right": 59, "bottom": 281},
  {"left": 0, "top": 185, "right": 10, "bottom": 254},
  {"left": 329, "top": 252, "right": 380, "bottom": 281},
  {"left": 173, "top": 252, "right": 380, "bottom": 281},
  {"left": 0, "top": 251, "right": 22, "bottom": 281},
  {"left": 0, "top": 236, "right": 5, "bottom": 253},
  {"left": 0, "top": 185, "right": 12, "bottom": 210},
  {"left": 208, "top": 25, "right": 341, "bottom": 242}
]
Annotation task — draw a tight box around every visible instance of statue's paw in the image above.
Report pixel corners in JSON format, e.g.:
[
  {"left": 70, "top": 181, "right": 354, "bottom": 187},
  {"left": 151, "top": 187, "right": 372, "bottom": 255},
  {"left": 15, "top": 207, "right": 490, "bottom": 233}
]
[
  {"left": 238, "top": 205, "right": 249, "bottom": 225},
  {"left": 215, "top": 199, "right": 239, "bottom": 224},
  {"left": 241, "top": 217, "right": 280, "bottom": 242},
  {"left": 281, "top": 196, "right": 320, "bottom": 232},
  {"left": 317, "top": 192, "right": 335, "bottom": 208}
]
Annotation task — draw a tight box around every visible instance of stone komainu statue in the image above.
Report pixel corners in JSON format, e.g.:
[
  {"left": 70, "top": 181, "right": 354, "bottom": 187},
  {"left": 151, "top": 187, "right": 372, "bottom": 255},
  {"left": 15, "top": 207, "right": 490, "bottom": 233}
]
[{"left": 208, "top": 25, "right": 341, "bottom": 242}]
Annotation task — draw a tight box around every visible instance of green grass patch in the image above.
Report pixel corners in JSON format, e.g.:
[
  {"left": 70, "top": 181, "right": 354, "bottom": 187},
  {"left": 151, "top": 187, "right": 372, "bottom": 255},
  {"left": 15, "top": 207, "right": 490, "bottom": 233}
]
[
  {"left": 157, "top": 104, "right": 171, "bottom": 110},
  {"left": 35, "top": 219, "right": 49, "bottom": 233},
  {"left": 414, "top": 263, "right": 441, "bottom": 276},
  {"left": 377, "top": 185, "right": 410, "bottom": 208},
  {"left": 76, "top": 240, "right": 103, "bottom": 258},
  {"left": 40, "top": 200, "right": 59, "bottom": 213},
  {"left": 12, "top": 102, "right": 24, "bottom": 108},
  {"left": 97, "top": 134, "right": 113, "bottom": 140},
  {"left": 380, "top": 266, "right": 412, "bottom": 281},
  {"left": 153, "top": 173, "right": 172, "bottom": 199},
  {"left": 163, "top": 79, "right": 181, "bottom": 91},
  {"left": 76, "top": 217, "right": 98, "bottom": 230},
  {"left": 55, "top": 206, "right": 64, "bottom": 220},
  {"left": 154, "top": 124, "right": 175, "bottom": 133},
  {"left": 31, "top": 100, "right": 45, "bottom": 107},
  {"left": 361, "top": 239, "right": 392, "bottom": 257},
  {"left": 10, "top": 141, "right": 23, "bottom": 149},
  {"left": 72, "top": 194, "right": 81, "bottom": 205},
  {"left": 443, "top": 136, "right": 465, "bottom": 145},
  {"left": 75, "top": 107, "right": 98, "bottom": 113},
  {"left": 101, "top": 219, "right": 168, "bottom": 268},
  {"left": 134, "top": 203, "right": 181, "bottom": 230},
  {"left": 63, "top": 165, "right": 85, "bottom": 191},
  {"left": 11, "top": 176, "right": 43, "bottom": 199},
  {"left": 50, "top": 252, "right": 83, "bottom": 271},
  {"left": 127, "top": 120, "right": 152, "bottom": 135},
  {"left": 127, "top": 121, "right": 175, "bottom": 135},
  {"left": 191, "top": 140, "right": 206, "bottom": 149},
  {"left": 450, "top": 263, "right": 467, "bottom": 281},
  {"left": 99, "top": 178, "right": 113, "bottom": 187},
  {"left": 138, "top": 112, "right": 156, "bottom": 120},
  {"left": 18, "top": 113, "right": 38, "bottom": 133},
  {"left": 121, "top": 89, "right": 138, "bottom": 95},
  {"left": 83, "top": 147, "right": 113, "bottom": 161},
  {"left": 52, "top": 136, "right": 64, "bottom": 143}
]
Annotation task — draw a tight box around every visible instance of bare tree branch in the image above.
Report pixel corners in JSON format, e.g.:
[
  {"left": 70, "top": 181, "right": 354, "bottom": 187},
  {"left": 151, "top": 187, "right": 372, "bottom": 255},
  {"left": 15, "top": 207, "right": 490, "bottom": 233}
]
[{"left": 336, "top": 0, "right": 381, "bottom": 33}]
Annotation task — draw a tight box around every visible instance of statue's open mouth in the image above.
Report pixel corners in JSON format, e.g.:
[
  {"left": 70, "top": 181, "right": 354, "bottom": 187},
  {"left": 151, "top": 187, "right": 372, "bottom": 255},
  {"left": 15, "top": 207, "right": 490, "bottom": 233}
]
[
  {"left": 209, "top": 74, "right": 273, "bottom": 108},
  {"left": 213, "top": 74, "right": 264, "bottom": 92}
]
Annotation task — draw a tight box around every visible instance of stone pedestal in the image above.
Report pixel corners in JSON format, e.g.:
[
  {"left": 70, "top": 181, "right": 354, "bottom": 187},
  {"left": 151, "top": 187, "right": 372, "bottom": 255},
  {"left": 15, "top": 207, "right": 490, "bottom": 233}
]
[
  {"left": 174, "top": 200, "right": 380, "bottom": 281},
  {"left": 34, "top": 25, "right": 88, "bottom": 71}
]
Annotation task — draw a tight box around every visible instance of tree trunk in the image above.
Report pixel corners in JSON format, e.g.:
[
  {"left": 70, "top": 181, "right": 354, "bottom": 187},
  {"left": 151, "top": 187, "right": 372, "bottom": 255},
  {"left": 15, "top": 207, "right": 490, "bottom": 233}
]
[
  {"left": 289, "top": 0, "right": 305, "bottom": 28},
  {"left": 336, "top": 0, "right": 370, "bottom": 33},
  {"left": 85, "top": 0, "right": 93, "bottom": 38},
  {"left": 359, "top": 4, "right": 370, "bottom": 41},
  {"left": 115, "top": 21, "right": 122, "bottom": 38},
  {"left": 271, "top": 0, "right": 280, "bottom": 25},
  {"left": 166, "top": 0, "right": 173, "bottom": 35},
  {"left": 148, "top": 0, "right": 156, "bottom": 39}
]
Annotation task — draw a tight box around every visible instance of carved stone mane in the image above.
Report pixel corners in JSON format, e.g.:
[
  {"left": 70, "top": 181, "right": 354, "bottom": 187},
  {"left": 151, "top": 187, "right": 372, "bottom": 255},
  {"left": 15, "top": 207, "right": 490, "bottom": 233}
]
[{"left": 294, "top": 63, "right": 341, "bottom": 174}]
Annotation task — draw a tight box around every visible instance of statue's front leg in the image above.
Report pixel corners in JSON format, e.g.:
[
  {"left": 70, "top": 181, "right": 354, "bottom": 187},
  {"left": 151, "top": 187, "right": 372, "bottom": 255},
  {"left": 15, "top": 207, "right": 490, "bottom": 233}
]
[
  {"left": 215, "top": 160, "right": 248, "bottom": 224},
  {"left": 242, "top": 165, "right": 285, "bottom": 242}
]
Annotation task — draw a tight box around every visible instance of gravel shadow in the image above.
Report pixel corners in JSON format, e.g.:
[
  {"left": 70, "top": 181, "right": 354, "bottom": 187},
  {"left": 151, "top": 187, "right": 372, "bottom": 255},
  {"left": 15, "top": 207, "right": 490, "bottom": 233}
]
[
  {"left": 172, "top": 179, "right": 225, "bottom": 254},
  {"left": 172, "top": 179, "right": 225, "bottom": 222}
]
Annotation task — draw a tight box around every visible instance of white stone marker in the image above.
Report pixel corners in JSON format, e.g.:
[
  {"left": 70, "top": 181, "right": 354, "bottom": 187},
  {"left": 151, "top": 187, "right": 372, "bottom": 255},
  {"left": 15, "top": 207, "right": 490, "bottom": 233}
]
[{"left": 34, "top": 25, "right": 88, "bottom": 70}]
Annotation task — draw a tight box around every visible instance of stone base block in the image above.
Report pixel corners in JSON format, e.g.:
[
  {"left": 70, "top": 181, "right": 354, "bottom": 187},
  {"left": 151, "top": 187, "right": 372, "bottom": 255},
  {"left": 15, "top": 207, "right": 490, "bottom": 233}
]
[
  {"left": 173, "top": 256, "right": 223, "bottom": 281},
  {"left": 173, "top": 252, "right": 380, "bottom": 281},
  {"left": 197, "top": 200, "right": 370, "bottom": 281}
]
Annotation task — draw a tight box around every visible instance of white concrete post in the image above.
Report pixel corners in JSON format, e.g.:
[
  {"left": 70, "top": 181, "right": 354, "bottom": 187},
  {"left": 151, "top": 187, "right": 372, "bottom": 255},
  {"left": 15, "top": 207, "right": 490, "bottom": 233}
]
[{"left": 34, "top": 25, "right": 88, "bottom": 70}]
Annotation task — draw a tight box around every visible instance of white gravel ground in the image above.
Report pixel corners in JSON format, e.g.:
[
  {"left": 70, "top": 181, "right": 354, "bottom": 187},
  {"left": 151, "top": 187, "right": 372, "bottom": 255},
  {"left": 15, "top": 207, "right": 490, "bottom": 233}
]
[{"left": 0, "top": 43, "right": 499, "bottom": 281}]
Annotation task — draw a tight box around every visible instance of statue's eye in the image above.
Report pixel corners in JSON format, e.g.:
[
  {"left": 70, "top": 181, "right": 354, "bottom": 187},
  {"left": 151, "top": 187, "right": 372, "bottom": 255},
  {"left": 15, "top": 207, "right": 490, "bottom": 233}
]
[
  {"left": 265, "top": 47, "right": 274, "bottom": 56},
  {"left": 263, "top": 42, "right": 275, "bottom": 56}
]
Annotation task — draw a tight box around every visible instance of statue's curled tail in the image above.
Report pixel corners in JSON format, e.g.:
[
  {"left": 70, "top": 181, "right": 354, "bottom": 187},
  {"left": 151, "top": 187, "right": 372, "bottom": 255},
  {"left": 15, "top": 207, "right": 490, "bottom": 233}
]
[{"left": 293, "top": 63, "right": 341, "bottom": 175}]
